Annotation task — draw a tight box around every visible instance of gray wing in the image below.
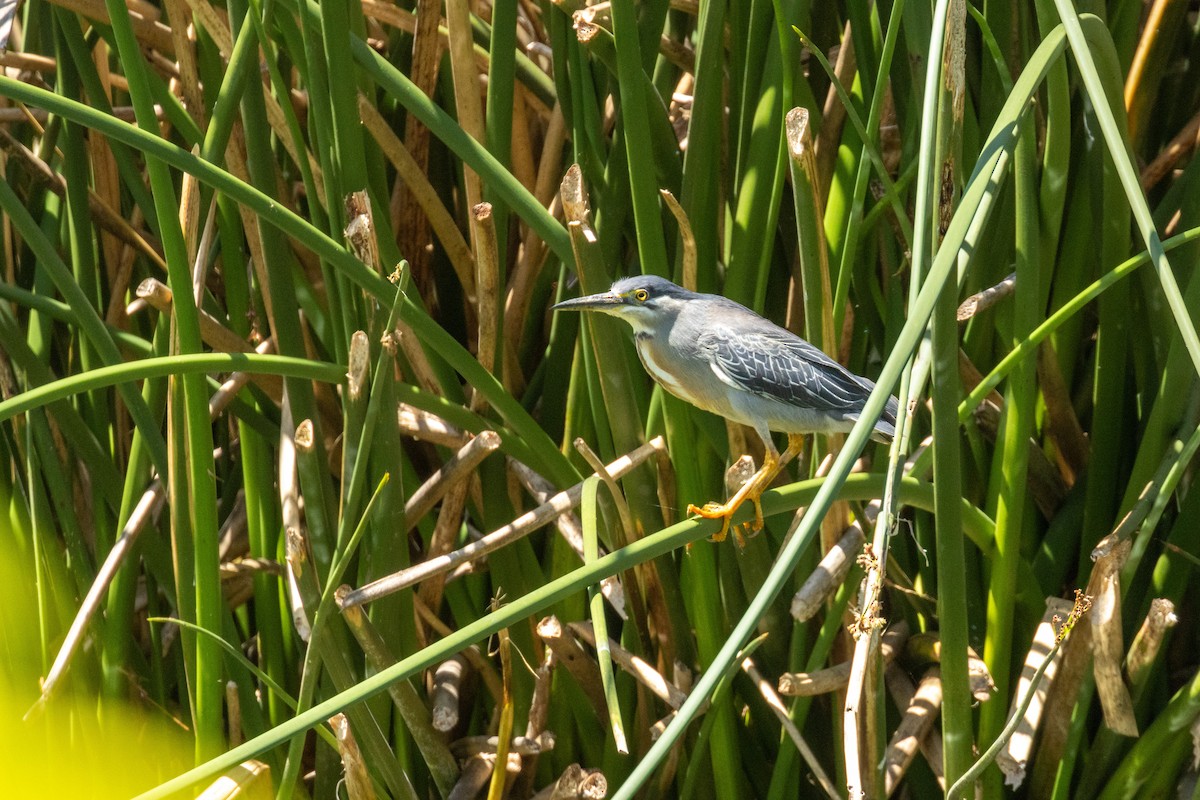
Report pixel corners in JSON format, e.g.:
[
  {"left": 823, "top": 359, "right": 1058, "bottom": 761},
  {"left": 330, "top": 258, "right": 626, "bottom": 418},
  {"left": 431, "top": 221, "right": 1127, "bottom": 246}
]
[{"left": 701, "top": 327, "right": 888, "bottom": 423}]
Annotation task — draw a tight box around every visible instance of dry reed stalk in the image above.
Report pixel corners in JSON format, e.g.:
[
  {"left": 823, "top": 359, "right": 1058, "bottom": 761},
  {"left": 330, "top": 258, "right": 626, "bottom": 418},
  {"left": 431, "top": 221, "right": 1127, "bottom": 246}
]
[
  {"left": 341, "top": 438, "right": 665, "bottom": 605},
  {"left": 358, "top": 94, "right": 475, "bottom": 292},
  {"left": 1036, "top": 342, "right": 1090, "bottom": 484},
  {"left": 44, "top": 0, "right": 174, "bottom": 53},
  {"left": 884, "top": 665, "right": 946, "bottom": 795},
  {"left": 742, "top": 656, "right": 840, "bottom": 800},
  {"left": 415, "top": 476, "right": 471, "bottom": 626},
  {"left": 444, "top": 0, "right": 486, "bottom": 272},
  {"left": 431, "top": 653, "right": 469, "bottom": 733},
  {"left": 397, "top": 403, "right": 470, "bottom": 448},
  {"left": 1126, "top": 598, "right": 1177, "bottom": 686},
  {"left": 393, "top": 0, "right": 441, "bottom": 289},
  {"left": 882, "top": 668, "right": 945, "bottom": 797},
  {"left": 402, "top": 430, "right": 502, "bottom": 531},
  {"left": 329, "top": 713, "right": 376, "bottom": 800},
  {"left": 163, "top": 0, "right": 203, "bottom": 122},
  {"left": 528, "top": 764, "right": 608, "bottom": 800},
  {"left": 536, "top": 615, "right": 608, "bottom": 723},
  {"left": 570, "top": 621, "right": 689, "bottom": 710},
  {"left": 956, "top": 272, "right": 1015, "bottom": 321},
  {"left": 779, "top": 621, "right": 909, "bottom": 696},
  {"left": 450, "top": 734, "right": 555, "bottom": 758},
  {"left": 998, "top": 596, "right": 1074, "bottom": 789},
  {"left": 510, "top": 459, "right": 627, "bottom": 618},
  {"left": 814, "top": 22, "right": 855, "bottom": 190},
  {"left": 134, "top": 278, "right": 284, "bottom": 402},
  {"left": 338, "top": 592, "right": 460, "bottom": 796},
  {"left": 791, "top": 506, "right": 873, "bottom": 621},
  {"left": 408, "top": 592, "right": 503, "bottom": 705},
  {"left": 279, "top": 399, "right": 311, "bottom": 640},
  {"left": 471, "top": 201, "right": 501, "bottom": 395},
  {"left": 1090, "top": 537, "right": 1138, "bottom": 736},
  {"left": 1140, "top": 105, "right": 1200, "bottom": 190},
  {"left": 905, "top": 633, "right": 995, "bottom": 702},
  {"left": 393, "top": 319, "right": 444, "bottom": 396}
]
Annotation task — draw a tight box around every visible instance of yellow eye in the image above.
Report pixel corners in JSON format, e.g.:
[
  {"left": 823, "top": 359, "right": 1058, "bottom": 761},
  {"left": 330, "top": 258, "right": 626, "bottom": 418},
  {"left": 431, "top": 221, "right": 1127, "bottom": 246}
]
[{"left": 634, "top": 289, "right": 649, "bottom": 302}]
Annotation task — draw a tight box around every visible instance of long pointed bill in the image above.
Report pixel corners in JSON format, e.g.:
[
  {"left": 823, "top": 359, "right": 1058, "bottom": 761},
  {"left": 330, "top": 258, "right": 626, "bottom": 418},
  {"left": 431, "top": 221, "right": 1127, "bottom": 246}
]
[{"left": 551, "top": 291, "right": 625, "bottom": 312}]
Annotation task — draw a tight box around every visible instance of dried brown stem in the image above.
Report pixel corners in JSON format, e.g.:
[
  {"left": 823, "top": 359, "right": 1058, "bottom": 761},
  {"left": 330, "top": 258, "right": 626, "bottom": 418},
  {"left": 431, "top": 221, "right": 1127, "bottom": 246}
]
[
  {"left": 447, "top": 754, "right": 494, "bottom": 800},
  {"left": 778, "top": 621, "right": 908, "bottom": 696},
  {"left": 536, "top": 616, "right": 608, "bottom": 723},
  {"left": 358, "top": 93, "right": 475, "bottom": 293},
  {"left": 1141, "top": 104, "right": 1200, "bottom": 190},
  {"left": 1091, "top": 539, "right": 1138, "bottom": 736},
  {"left": 402, "top": 430, "right": 502, "bottom": 532},
  {"left": 329, "top": 713, "right": 376, "bottom": 800},
  {"left": 416, "top": 476, "right": 472, "bottom": 618},
  {"left": 340, "top": 438, "right": 664, "bottom": 606},
  {"left": 471, "top": 201, "right": 501, "bottom": 394},
  {"left": 905, "top": 632, "right": 995, "bottom": 702},
  {"left": 411, "top": 593, "right": 504, "bottom": 701},
  {"left": 884, "top": 666, "right": 946, "bottom": 795},
  {"left": 569, "top": 621, "right": 688, "bottom": 709},
  {"left": 814, "top": 23, "right": 855, "bottom": 190},
  {"left": 134, "top": 278, "right": 283, "bottom": 402},
  {"left": 431, "top": 653, "right": 469, "bottom": 733},
  {"left": 956, "top": 271, "right": 1015, "bottom": 321},
  {"left": 450, "top": 733, "right": 555, "bottom": 758},
  {"left": 339, "top": 591, "right": 460, "bottom": 795},
  {"left": 742, "top": 656, "right": 839, "bottom": 799},
  {"left": 529, "top": 763, "right": 608, "bottom": 800},
  {"left": 397, "top": 404, "right": 470, "bottom": 448},
  {"left": 882, "top": 668, "right": 945, "bottom": 797},
  {"left": 510, "top": 459, "right": 627, "bottom": 618},
  {"left": 998, "top": 596, "right": 1074, "bottom": 789},
  {"left": 279, "top": 399, "right": 312, "bottom": 640},
  {"left": 344, "top": 191, "right": 381, "bottom": 275},
  {"left": 44, "top": 0, "right": 174, "bottom": 53},
  {"left": 225, "top": 681, "right": 242, "bottom": 748},
  {"left": 791, "top": 505, "right": 873, "bottom": 621},
  {"left": 1126, "top": 598, "right": 1177, "bottom": 686},
  {"left": 505, "top": 103, "right": 565, "bottom": 365},
  {"left": 1037, "top": 341, "right": 1089, "bottom": 484},
  {"left": 393, "top": 320, "right": 444, "bottom": 396},
  {"left": 659, "top": 188, "right": 697, "bottom": 291}
]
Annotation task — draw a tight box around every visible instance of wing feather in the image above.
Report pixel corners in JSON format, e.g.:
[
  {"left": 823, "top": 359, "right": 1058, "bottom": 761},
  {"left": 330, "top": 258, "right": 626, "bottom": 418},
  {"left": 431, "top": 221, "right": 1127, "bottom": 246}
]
[{"left": 701, "top": 327, "right": 881, "bottom": 420}]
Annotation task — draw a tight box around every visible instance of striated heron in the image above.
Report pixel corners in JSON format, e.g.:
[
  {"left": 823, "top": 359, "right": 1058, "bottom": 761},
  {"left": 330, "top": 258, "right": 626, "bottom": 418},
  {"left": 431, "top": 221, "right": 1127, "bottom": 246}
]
[{"left": 554, "top": 275, "right": 899, "bottom": 542}]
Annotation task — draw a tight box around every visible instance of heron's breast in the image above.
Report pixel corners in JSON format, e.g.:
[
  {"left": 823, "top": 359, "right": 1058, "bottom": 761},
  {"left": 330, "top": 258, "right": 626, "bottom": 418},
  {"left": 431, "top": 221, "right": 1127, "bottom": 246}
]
[
  {"left": 635, "top": 336, "right": 688, "bottom": 395},
  {"left": 635, "top": 335, "right": 729, "bottom": 416}
]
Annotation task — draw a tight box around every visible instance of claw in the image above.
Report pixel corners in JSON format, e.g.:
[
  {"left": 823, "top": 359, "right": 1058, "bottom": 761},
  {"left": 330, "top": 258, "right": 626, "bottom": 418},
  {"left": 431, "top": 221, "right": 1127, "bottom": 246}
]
[
  {"left": 687, "top": 501, "right": 734, "bottom": 542},
  {"left": 749, "top": 494, "right": 765, "bottom": 533},
  {"left": 686, "top": 488, "right": 764, "bottom": 543}
]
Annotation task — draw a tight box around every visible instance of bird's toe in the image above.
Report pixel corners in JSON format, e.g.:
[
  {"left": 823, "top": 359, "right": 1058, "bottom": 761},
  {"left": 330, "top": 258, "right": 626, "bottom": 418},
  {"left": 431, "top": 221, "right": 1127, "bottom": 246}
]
[
  {"left": 688, "top": 501, "right": 728, "bottom": 519},
  {"left": 688, "top": 501, "right": 734, "bottom": 541}
]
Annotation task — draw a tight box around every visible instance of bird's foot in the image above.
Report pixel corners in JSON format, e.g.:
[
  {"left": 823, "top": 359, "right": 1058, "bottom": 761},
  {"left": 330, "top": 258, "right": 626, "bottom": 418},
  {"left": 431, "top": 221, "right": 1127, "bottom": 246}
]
[
  {"left": 687, "top": 500, "right": 735, "bottom": 542},
  {"left": 687, "top": 491, "right": 766, "bottom": 547},
  {"left": 686, "top": 437, "right": 810, "bottom": 547}
]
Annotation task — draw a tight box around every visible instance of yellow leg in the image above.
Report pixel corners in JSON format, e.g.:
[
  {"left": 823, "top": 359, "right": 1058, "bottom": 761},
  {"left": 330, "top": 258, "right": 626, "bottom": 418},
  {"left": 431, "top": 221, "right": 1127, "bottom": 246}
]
[{"left": 688, "top": 434, "right": 806, "bottom": 544}]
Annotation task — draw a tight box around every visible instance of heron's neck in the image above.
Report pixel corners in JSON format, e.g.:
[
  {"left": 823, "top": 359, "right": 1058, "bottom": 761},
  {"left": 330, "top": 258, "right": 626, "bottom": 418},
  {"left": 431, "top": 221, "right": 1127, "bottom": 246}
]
[{"left": 630, "top": 313, "right": 672, "bottom": 342}]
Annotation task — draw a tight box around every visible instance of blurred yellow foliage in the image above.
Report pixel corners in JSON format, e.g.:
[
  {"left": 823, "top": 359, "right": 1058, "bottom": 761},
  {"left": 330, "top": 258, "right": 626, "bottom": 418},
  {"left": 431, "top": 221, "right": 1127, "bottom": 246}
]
[{"left": 0, "top": 535, "right": 193, "bottom": 797}]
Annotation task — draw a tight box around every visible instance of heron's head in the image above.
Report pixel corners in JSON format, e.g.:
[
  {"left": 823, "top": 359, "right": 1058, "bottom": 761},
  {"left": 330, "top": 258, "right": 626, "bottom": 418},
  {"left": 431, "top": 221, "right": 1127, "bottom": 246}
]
[{"left": 552, "top": 275, "right": 698, "bottom": 335}]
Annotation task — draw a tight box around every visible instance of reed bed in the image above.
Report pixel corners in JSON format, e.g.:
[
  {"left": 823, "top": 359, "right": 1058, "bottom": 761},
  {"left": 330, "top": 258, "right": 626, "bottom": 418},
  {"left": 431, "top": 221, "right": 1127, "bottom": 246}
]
[{"left": 1, "top": 0, "right": 1199, "bottom": 798}]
